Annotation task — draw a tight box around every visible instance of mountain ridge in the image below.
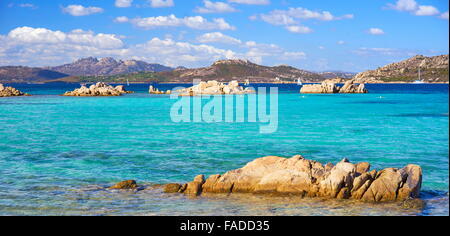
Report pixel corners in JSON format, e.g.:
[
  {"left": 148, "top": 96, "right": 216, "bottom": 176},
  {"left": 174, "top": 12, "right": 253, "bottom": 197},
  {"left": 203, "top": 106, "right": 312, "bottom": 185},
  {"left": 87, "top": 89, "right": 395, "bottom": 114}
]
[
  {"left": 354, "top": 54, "right": 449, "bottom": 83},
  {"left": 48, "top": 57, "right": 173, "bottom": 76}
]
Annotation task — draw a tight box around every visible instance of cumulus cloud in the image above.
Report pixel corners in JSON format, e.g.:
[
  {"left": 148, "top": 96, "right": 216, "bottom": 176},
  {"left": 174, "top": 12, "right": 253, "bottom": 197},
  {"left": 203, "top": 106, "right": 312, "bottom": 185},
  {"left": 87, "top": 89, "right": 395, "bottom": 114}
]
[
  {"left": 149, "top": 0, "right": 174, "bottom": 8},
  {"left": 195, "top": 1, "right": 237, "bottom": 13},
  {"left": 62, "top": 5, "right": 104, "bottom": 16},
  {"left": 440, "top": 11, "right": 449, "bottom": 20},
  {"left": 115, "top": 0, "right": 133, "bottom": 8},
  {"left": 386, "top": 0, "right": 441, "bottom": 17},
  {"left": 115, "top": 14, "right": 236, "bottom": 30},
  {"left": 228, "top": 0, "right": 270, "bottom": 5},
  {"left": 197, "top": 32, "right": 242, "bottom": 44},
  {"left": 0, "top": 27, "right": 307, "bottom": 68},
  {"left": 252, "top": 7, "right": 353, "bottom": 34},
  {"left": 367, "top": 28, "right": 385, "bottom": 35},
  {"left": 285, "top": 25, "right": 313, "bottom": 34}
]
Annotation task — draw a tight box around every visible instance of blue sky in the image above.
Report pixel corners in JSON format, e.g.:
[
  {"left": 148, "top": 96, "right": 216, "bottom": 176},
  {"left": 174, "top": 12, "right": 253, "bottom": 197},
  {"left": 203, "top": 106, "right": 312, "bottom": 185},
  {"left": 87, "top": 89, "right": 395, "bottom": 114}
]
[{"left": 0, "top": 0, "right": 448, "bottom": 72}]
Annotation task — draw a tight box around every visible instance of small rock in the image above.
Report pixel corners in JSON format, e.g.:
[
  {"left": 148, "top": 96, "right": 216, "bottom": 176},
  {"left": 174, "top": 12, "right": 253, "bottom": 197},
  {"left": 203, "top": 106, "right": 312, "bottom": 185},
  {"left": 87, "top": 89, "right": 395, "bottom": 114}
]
[
  {"left": 109, "top": 180, "right": 138, "bottom": 190},
  {"left": 163, "top": 183, "right": 182, "bottom": 193}
]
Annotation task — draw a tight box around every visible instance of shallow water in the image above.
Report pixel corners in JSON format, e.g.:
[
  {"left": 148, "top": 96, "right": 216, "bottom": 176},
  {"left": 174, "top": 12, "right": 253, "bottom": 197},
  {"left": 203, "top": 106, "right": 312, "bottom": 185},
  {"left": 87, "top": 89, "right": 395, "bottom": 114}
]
[{"left": 0, "top": 83, "right": 448, "bottom": 216}]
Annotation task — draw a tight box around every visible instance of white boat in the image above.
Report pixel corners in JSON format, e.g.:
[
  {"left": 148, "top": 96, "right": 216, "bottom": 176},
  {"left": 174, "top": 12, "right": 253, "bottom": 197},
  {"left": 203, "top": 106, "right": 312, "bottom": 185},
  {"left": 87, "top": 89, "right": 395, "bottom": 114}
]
[
  {"left": 297, "top": 78, "right": 303, "bottom": 86},
  {"left": 127, "top": 79, "right": 130, "bottom": 86},
  {"left": 244, "top": 79, "right": 250, "bottom": 86},
  {"left": 413, "top": 67, "right": 425, "bottom": 84}
]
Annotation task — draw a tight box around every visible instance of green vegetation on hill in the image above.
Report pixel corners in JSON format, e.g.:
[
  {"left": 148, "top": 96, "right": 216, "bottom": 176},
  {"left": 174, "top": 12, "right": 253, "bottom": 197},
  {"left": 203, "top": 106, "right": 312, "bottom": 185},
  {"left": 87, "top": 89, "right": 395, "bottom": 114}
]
[
  {"left": 381, "top": 68, "right": 449, "bottom": 82},
  {"left": 71, "top": 72, "right": 169, "bottom": 83}
]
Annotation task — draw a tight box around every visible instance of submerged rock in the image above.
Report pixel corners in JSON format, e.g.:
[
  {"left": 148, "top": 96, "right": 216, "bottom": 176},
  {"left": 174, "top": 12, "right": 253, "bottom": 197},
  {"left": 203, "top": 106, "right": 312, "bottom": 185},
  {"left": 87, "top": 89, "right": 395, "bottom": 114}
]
[
  {"left": 108, "top": 180, "right": 138, "bottom": 190},
  {"left": 62, "top": 82, "right": 133, "bottom": 96},
  {"left": 0, "top": 84, "right": 29, "bottom": 97},
  {"left": 173, "top": 80, "right": 254, "bottom": 96},
  {"left": 300, "top": 79, "right": 368, "bottom": 94},
  {"left": 173, "top": 155, "right": 422, "bottom": 202}
]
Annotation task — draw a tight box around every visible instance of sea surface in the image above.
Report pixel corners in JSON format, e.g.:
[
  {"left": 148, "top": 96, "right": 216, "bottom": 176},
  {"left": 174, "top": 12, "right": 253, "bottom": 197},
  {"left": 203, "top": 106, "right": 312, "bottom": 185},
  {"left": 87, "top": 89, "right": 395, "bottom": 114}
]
[{"left": 0, "top": 83, "right": 448, "bottom": 216}]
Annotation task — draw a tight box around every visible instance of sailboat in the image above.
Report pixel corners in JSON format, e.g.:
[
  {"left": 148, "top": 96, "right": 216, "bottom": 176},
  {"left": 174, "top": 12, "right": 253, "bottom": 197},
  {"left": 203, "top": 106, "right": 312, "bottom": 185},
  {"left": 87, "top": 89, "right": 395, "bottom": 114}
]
[
  {"left": 127, "top": 79, "right": 130, "bottom": 86},
  {"left": 413, "top": 67, "right": 425, "bottom": 84},
  {"left": 297, "top": 78, "right": 303, "bottom": 86}
]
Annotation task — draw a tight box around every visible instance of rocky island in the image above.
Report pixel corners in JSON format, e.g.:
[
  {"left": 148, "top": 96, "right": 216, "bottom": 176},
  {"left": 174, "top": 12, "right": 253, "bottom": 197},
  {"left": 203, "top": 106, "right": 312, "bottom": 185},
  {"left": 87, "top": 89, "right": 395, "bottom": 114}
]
[
  {"left": 161, "top": 155, "right": 422, "bottom": 203},
  {"left": 173, "top": 80, "right": 254, "bottom": 96},
  {"left": 300, "top": 79, "right": 368, "bottom": 94},
  {"left": 62, "top": 82, "right": 132, "bottom": 96},
  {"left": 0, "top": 84, "right": 29, "bottom": 97},
  {"left": 149, "top": 85, "right": 171, "bottom": 94}
]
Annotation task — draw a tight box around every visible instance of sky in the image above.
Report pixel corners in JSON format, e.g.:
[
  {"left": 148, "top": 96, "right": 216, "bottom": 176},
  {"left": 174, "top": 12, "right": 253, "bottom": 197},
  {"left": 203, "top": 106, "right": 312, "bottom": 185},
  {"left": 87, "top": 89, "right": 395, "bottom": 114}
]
[{"left": 0, "top": 0, "right": 448, "bottom": 72}]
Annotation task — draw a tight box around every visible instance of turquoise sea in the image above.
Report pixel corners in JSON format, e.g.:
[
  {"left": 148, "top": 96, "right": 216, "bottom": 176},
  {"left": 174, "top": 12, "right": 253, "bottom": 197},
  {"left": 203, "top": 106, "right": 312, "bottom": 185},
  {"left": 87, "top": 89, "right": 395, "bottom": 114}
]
[{"left": 0, "top": 83, "right": 448, "bottom": 216}]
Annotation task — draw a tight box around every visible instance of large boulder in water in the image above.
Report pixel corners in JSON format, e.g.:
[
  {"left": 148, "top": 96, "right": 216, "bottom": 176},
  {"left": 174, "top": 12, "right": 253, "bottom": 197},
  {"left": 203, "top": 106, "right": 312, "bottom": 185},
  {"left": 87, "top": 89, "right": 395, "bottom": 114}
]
[
  {"left": 300, "top": 79, "right": 368, "bottom": 94},
  {"left": 0, "top": 84, "right": 29, "bottom": 97},
  {"left": 176, "top": 155, "right": 422, "bottom": 202},
  {"left": 173, "top": 80, "right": 254, "bottom": 96},
  {"left": 63, "top": 82, "right": 132, "bottom": 96}
]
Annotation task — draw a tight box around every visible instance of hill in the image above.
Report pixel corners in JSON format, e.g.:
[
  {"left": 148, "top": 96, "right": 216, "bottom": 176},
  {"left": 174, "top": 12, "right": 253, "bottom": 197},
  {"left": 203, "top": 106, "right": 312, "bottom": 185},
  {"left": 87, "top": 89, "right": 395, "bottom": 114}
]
[
  {"left": 49, "top": 57, "right": 173, "bottom": 76},
  {"left": 354, "top": 54, "right": 449, "bottom": 83},
  {"left": 0, "top": 66, "right": 68, "bottom": 83},
  {"left": 156, "top": 59, "right": 325, "bottom": 83}
]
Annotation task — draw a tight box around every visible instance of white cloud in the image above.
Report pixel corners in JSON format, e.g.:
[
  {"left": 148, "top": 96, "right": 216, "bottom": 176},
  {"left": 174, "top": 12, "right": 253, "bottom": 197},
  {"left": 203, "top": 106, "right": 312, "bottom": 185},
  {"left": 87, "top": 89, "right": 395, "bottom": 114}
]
[
  {"left": 0, "top": 27, "right": 307, "bottom": 68},
  {"left": 115, "top": 0, "right": 133, "bottom": 8},
  {"left": 197, "top": 32, "right": 242, "bottom": 44},
  {"left": 440, "top": 11, "right": 449, "bottom": 20},
  {"left": 18, "top": 3, "right": 37, "bottom": 9},
  {"left": 252, "top": 7, "right": 352, "bottom": 34},
  {"left": 114, "top": 16, "right": 130, "bottom": 23},
  {"left": 149, "top": 0, "right": 174, "bottom": 8},
  {"left": 285, "top": 25, "right": 313, "bottom": 34},
  {"left": 115, "top": 14, "right": 236, "bottom": 30},
  {"left": 228, "top": 0, "right": 270, "bottom": 5},
  {"left": 386, "top": 0, "right": 441, "bottom": 16},
  {"left": 62, "top": 5, "right": 104, "bottom": 16},
  {"left": 367, "top": 28, "right": 385, "bottom": 35},
  {"left": 414, "top": 5, "right": 439, "bottom": 16},
  {"left": 257, "top": 7, "right": 354, "bottom": 24},
  {"left": 318, "top": 46, "right": 325, "bottom": 50},
  {"left": 337, "top": 40, "right": 346, "bottom": 45},
  {"left": 195, "top": 1, "right": 237, "bottom": 13}
]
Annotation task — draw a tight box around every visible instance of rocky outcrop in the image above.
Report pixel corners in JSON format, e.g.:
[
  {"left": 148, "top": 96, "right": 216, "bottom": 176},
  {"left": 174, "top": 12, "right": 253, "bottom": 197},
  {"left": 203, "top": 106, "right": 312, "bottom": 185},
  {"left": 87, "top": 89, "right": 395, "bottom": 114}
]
[
  {"left": 174, "top": 80, "right": 254, "bottom": 96},
  {"left": 62, "top": 82, "right": 133, "bottom": 96},
  {"left": 300, "top": 79, "right": 368, "bottom": 94},
  {"left": 108, "top": 180, "right": 138, "bottom": 190},
  {"left": 0, "top": 84, "right": 29, "bottom": 97},
  {"left": 354, "top": 54, "right": 449, "bottom": 83},
  {"left": 169, "top": 155, "right": 422, "bottom": 202},
  {"left": 149, "top": 85, "right": 171, "bottom": 94}
]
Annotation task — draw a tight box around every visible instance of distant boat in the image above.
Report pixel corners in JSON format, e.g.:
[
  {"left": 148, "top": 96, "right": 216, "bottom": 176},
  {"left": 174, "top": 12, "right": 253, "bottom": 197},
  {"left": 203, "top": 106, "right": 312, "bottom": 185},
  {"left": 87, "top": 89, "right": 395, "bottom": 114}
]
[
  {"left": 297, "top": 78, "right": 303, "bottom": 86},
  {"left": 244, "top": 79, "right": 250, "bottom": 86},
  {"left": 127, "top": 79, "right": 130, "bottom": 86},
  {"left": 413, "top": 67, "right": 425, "bottom": 84}
]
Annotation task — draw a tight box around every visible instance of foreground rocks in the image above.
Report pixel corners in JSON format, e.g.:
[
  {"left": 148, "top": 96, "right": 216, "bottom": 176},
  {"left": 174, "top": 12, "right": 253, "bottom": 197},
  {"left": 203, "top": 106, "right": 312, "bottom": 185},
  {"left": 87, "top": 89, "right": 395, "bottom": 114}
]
[
  {"left": 165, "top": 155, "right": 422, "bottom": 202},
  {"left": 174, "top": 80, "right": 254, "bottom": 96},
  {"left": 108, "top": 180, "right": 138, "bottom": 190},
  {"left": 62, "top": 82, "right": 133, "bottom": 96},
  {"left": 0, "top": 84, "right": 29, "bottom": 97},
  {"left": 149, "top": 85, "right": 171, "bottom": 94},
  {"left": 300, "top": 79, "right": 368, "bottom": 94}
]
